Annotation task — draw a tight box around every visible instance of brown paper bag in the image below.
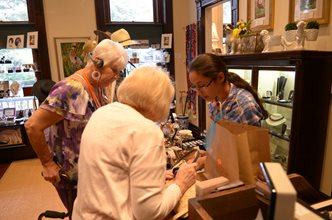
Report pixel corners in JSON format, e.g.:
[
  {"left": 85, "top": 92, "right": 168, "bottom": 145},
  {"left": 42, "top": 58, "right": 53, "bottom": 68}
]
[{"left": 205, "top": 118, "right": 271, "bottom": 185}]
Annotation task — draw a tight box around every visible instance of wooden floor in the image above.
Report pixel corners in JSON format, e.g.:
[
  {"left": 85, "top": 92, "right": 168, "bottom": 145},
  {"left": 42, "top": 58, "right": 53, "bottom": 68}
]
[{"left": 0, "top": 159, "right": 68, "bottom": 220}]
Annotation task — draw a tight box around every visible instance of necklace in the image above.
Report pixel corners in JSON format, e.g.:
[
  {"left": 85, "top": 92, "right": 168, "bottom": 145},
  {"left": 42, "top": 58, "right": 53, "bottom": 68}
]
[{"left": 75, "top": 73, "right": 104, "bottom": 109}]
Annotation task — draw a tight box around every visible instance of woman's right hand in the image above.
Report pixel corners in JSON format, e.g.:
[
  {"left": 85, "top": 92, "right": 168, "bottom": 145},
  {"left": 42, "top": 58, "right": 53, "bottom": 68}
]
[
  {"left": 42, "top": 160, "right": 61, "bottom": 184},
  {"left": 174, "top": 162, "right": 197, "bottom": 194}
]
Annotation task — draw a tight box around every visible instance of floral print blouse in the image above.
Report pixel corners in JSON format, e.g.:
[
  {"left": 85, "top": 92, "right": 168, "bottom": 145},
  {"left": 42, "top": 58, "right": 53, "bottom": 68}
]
[{"left": 40, "top": 78, "right": 97, "bottom": 182}]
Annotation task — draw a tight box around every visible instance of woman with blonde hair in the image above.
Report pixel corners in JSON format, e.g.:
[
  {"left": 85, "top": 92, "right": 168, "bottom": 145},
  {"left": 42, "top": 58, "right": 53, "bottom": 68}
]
[
  {"left": 73, "top": 66, "right": 197, "bottom": 220},
  {"left": 24, "top": 39, "right": 128, "bottom": 210}
]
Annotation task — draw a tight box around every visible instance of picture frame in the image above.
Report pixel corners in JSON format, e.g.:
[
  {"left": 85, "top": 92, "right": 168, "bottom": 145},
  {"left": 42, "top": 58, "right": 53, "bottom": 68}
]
[
  {"left": 54, "top": 37, "right": 88, "bottom": 79},
  {"left": 6, "top": 34, "right": 24, "bottom": 49},
  {"left": 248, "top": 0, "right": 275, "bottom": 32},
  {"left": 161, "top": 33, "right": 172, "bottom": 49},
  {"left": 27, "top": 31, "right": 38, "bottom": 49},
  {"left": 290, "top": 0, "right": 330, "bottom": 24},
  {"left": 3, "top": 108, "right": 16, "bottom": 117}
]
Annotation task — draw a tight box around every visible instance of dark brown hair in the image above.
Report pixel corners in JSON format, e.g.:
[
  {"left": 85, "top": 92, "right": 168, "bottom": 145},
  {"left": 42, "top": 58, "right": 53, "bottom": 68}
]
[{"left": 189, "top": 53, "right": 268, "bottom": 119}]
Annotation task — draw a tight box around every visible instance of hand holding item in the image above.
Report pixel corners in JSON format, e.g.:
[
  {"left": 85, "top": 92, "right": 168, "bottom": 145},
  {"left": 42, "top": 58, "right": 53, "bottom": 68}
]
[
  {"left": 185, "top": 150, "right": 206, "bottom": 171},
  {"left": 42, "top": 160, "right": 61, "bottom": 184},
  {"left": 165, "top": 169, "right": 174, "bottom": 180},
  {"left": 174, "top": 162, "right": 197, "bottom": 194}
]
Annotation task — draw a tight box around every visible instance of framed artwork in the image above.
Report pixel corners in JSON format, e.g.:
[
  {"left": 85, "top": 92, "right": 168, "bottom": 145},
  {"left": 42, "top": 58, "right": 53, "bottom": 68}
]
[
  {"left": 54, "top": 37, "right": 88, "bottom": 79},
  {"left": 6, "top": 34, "right": 24, "bottom": 48},
  {"left": 161, "top": 33, "right": 172, "bottom": 49},
  {"left": 248, "top": 0, "right": 275, "bottom": 32},
  {"left": 27, "top": 31, "right": 38, "bottom": 49},
  {"left": 290, "top": 0, "right": 330, "bottom": 24}
]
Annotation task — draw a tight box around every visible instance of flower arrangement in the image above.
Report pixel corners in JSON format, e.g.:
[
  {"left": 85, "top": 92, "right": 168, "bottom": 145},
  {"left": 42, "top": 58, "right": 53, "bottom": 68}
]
[{"left": 233, "top": 20, "right": 251, "bottom": 38}]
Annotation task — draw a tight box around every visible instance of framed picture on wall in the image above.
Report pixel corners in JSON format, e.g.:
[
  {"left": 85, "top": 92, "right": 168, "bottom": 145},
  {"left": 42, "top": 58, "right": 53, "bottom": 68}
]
[
  {"left": 54, "top": 37, "right": 88, "bottom": 79},
  {"left": 248, "top": 0, "right": 275, "bottom": 32},
  {"left": 161, "top": 33, "right": 172, "bottom": 49},
  {"left": 6, "top": 34, "right": 24, "bottom": 49},
  {"left": 27, "top": 31, "right": 38, "bottom": 49},
  {"left": 290, "top": 0, "right": 330, "bottom": 24}
]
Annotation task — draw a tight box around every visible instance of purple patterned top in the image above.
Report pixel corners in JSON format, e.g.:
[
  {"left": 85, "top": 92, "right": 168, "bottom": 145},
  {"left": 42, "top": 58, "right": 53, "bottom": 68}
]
[{"left": 40, "top": 79, "right": 96, "bottom": 182}]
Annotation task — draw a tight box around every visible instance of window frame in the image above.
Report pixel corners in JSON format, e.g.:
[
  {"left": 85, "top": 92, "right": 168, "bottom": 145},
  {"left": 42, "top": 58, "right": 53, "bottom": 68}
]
[{"left": 96, "top": 0, "right": 163, "bottom": 25}]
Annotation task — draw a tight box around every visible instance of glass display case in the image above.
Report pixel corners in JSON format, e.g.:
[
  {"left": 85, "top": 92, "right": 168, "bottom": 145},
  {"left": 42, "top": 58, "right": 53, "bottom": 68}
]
[
  {"left": 229, "top": 68, "right": 252, "bottom": 85},
  {"left": 198, "top": 51, "right": 332, "bottom": 190},
  {"left": 258, "top": 70, "right": 295, "bottom": 169},
  {"left": 229, "top": 68, "right": 295, "bottom": 170}
]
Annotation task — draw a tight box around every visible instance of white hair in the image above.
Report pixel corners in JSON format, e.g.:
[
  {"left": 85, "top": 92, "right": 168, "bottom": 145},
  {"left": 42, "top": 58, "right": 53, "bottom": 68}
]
[
  {"left": 87, "top": 39, "right": 128, "bottom": 71},
  {"left": 117, "top": 66, "right": 175, "bottom": 122}
]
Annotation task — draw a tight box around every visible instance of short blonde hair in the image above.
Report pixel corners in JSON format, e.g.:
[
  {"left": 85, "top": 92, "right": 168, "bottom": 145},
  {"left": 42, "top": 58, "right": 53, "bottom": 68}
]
[
  {"left": 87, "top": 39, "right": 128, "bottom": 71},
  {"left": 117, "top": 66, "right": 174, "bottom": 122}
]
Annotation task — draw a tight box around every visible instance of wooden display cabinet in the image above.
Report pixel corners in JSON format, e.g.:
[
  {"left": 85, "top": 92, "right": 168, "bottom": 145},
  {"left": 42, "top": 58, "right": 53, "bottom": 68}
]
[
  {"left": 198, "top": 51, "right": 332, "bottom": 190},
  {"left": 0, "top": 122, "right": 36, "bottom": 162}
]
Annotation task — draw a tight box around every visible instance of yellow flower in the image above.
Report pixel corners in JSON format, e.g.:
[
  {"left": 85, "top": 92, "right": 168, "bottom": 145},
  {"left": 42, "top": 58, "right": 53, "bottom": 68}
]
[
  {"left": 233, "top": 28, "right": 241, "bottom": 38},
  {"left": 239, "top": 22, "right": 246, "bottom": 29},
  {"left": 234, "top": 20, "right": 252, "bottom": 38}
]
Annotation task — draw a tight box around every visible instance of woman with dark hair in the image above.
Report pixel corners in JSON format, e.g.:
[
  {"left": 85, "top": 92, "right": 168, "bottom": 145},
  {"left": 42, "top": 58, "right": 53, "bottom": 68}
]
[{"left": 189, "top": 53, "right": 268, "bottom": 126}]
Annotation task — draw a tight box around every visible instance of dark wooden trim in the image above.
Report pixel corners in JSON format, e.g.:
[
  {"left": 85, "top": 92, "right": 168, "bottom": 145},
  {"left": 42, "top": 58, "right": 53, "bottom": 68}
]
[
  {"left": 30, "top": 0, "right": 51, "bottom": 80},
  {"left": 0, "top": 163, "right": 11, "bottom": 179},
  {"left": 162, "top": 0, "right": 174, "bottom": 79},
  {"left": 196, "top": 0, "right": 238, "bottom": 130},
  {"left": 95, "top": 0, "right": 109, "bottom": 31},
  {"left": 154, "top": 0, "right": 163, "bottom": 23},
  {"left": 27, "top": 0, "right": 35, "bottom": 23}
]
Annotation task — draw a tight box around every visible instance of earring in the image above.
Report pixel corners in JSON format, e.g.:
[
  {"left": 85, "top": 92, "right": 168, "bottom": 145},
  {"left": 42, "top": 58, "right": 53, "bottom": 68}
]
[{"left": 91, "top": 71, "right": 101, "bottom": 81}]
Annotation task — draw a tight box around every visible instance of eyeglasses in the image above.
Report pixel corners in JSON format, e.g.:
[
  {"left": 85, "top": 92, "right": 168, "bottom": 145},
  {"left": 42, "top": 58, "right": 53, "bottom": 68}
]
[{"left": 190, "top": 79, "right": 214, "bottom": 91}]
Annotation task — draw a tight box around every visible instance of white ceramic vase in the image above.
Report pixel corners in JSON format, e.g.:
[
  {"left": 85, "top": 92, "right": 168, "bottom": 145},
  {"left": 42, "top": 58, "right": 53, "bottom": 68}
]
[
  {"left": 305, "top": 29, "right": 319, "bottom": 41},
  {"left": 284, "top": 30, "right": 297, "bottom": 42}
]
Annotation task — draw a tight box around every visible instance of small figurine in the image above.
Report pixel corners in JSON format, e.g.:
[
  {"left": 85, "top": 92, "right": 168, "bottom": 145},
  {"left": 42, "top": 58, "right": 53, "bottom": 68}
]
[
  {"left": 295, "top": 21, "right": 306, "bottom": 50},
  {"left": 260, "top": 30, "right": 272, "bottom": 53},
  {"left": 280, "top": 36, "right": 293, "bottom": 51},
  {"left": 224, "top": 24, "right": 237, "bottom": 54}
]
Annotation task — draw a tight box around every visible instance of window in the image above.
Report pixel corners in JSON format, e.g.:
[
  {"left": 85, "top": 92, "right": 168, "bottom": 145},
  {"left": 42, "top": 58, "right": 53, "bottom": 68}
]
[
  {"left": 0, "top": 48, "right": 37, "bottom": 90},
  {"left": 223, "top": 1, "right": 232, "bottom": 24},
  {"left": 0, "top": 0, "right": 29, "bottom": 22},
  {"left": 109, "top": 0, "right": 154, "bottom": 22}
]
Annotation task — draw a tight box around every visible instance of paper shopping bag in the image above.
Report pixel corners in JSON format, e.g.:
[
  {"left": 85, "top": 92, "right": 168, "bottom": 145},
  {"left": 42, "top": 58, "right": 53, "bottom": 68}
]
[{"left": 204, "top": 118, "right": 271, "bottom": 185}]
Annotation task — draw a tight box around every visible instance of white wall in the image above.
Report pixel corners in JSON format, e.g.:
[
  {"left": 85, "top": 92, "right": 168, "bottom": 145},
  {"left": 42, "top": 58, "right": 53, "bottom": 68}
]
[
  {"left": 173, "top": 0, "right": 198, "bottom": 124},
  {"left": 43, "top": 0, "right": 97, "bottom": 82},
  {"left": 239, "top": 0, "right": 332, "bottom": 51}
]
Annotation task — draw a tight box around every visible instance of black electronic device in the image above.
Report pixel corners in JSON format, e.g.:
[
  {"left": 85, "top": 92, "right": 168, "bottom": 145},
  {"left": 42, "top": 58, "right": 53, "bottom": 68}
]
[{"left": 88, "top": 53, "right": 104, "bottom": 68}]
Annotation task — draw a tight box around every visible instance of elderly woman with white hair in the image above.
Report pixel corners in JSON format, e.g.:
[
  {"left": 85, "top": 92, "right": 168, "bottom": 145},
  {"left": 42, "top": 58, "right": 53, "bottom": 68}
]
[
  {"left": 24, "top": 39, "right": 128, "bottom": 209},
  {"left": 73, "top": 66, "right": 197, "bottom": 220}
]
